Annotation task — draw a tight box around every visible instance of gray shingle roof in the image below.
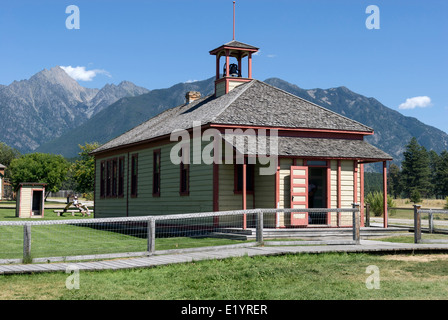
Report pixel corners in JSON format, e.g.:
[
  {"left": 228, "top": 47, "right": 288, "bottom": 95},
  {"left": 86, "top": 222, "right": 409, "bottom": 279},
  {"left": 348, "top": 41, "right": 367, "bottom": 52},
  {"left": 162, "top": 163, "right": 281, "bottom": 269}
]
[
  {"left": 223, "top": 134, "right": 392, "bottom": 161},
  {"left": 222, "top": 40, "right": 259, "bottom": 50},
  {"left": 93, "top": 80, "right": 376, "bottom": 154}
]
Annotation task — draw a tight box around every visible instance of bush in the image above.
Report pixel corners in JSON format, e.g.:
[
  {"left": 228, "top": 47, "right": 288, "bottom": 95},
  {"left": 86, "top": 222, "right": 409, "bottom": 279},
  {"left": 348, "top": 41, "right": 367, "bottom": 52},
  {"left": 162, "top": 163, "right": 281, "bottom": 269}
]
[
  {"left": 444, "top": 197, "right": 448, "bottom": 210},
  {"left": 365, "top": 191, "right": 396, "bottom": 217},
  {"left": 82, "top": 192, "right": 94, "bottom": 201},
  {"left": 410, "top": 189, "right": 422, "bottom": 204}
]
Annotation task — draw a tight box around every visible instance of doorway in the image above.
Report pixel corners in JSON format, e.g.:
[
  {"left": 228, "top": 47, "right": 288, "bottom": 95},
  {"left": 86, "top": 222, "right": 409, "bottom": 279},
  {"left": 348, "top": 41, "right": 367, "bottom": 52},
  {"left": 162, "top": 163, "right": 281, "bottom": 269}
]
[
  {"left": 308, "top": 167, "right": 328, "bottom": 225},
  {"left": 32, "top": 190, "right": 43, "bottom": 216}
]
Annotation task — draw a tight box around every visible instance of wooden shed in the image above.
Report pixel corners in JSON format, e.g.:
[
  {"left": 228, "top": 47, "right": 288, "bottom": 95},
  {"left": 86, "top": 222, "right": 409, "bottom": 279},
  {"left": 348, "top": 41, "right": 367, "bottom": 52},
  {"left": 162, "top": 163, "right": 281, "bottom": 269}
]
[{"left": 15, "top": 183, "right": 46, "bottom": 218}]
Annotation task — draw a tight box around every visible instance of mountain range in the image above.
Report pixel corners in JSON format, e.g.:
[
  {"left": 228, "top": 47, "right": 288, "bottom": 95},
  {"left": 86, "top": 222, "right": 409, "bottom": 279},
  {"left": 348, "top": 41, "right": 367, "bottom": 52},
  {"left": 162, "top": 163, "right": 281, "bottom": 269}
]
[
  {"left": 1, "top": 67, "right": 448, "bottom": 166},
  {"left": 0, "top": 66, "right": 148, "bottom": 152}
]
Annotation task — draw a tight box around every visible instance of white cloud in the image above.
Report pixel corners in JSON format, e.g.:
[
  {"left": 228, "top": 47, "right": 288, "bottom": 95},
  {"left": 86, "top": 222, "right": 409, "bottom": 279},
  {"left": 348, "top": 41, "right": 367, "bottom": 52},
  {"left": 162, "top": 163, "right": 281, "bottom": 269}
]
[
  {"left": 398, "top": 96, "right": 432, "bottom": 110},
  {"left": 267, "top": 54, "right": 277, "bottom": 58},
  {"left": 60, "top": 65, "right": 111, "bottom": 81},
  {"left": 184, "top": 79, "right": 198, "bottom": 83}
]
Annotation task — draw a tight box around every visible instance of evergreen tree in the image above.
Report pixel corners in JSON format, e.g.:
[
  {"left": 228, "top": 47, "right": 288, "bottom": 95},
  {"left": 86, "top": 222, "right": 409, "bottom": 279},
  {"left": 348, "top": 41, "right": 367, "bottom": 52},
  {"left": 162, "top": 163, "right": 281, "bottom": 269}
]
[
  {"left": 400, "top": 137, "right": 431, "bottom": 198},
  {"left": 428, "top": 150, "right": 441, "bottom": 197},
  {"left": 438, "top": 151, "right": 448, "bottom": 197},
  {"left": 388, "top": 163, "right": 402, "bottom": 199}
]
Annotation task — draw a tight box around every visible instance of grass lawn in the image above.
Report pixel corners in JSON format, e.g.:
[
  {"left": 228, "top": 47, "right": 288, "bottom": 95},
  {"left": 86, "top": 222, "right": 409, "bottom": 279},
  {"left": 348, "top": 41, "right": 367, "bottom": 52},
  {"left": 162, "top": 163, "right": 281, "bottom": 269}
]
[
  {"left": 0, "top": 207, "right": 252, "bottom": 260},
  {"left": 1, "top": 252, "right": 448, "bottom": 300}
]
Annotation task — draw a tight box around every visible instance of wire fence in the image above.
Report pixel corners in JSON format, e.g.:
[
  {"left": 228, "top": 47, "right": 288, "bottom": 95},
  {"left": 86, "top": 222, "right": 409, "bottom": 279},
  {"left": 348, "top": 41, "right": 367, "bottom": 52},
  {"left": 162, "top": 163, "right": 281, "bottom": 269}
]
[
  {"left": 413, "top": 206, "right": 448, "bottom": 244},
  {"left": 0, "top": 207, "right": 361, "bottom": 264}
]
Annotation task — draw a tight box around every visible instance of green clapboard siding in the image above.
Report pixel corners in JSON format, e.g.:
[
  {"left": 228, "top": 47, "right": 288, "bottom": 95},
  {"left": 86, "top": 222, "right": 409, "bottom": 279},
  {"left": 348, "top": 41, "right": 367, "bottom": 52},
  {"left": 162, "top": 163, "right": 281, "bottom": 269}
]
[{"left": 95, "top": 139, "right": 214, "bottom": 218}]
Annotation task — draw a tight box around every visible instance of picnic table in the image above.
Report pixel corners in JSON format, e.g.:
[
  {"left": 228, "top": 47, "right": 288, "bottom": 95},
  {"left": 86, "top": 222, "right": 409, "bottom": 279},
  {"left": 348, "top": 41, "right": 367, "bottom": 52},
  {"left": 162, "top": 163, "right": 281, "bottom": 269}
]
[{"left": 54, "top": 201, "right": 93, "bottom": 217}]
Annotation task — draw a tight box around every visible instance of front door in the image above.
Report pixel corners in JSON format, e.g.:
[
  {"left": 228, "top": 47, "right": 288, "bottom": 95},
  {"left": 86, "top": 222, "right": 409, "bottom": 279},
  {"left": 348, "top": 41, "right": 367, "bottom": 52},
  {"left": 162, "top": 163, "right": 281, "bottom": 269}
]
[{"left": 290, "top": 166, "right": 308, "bottom": 226}]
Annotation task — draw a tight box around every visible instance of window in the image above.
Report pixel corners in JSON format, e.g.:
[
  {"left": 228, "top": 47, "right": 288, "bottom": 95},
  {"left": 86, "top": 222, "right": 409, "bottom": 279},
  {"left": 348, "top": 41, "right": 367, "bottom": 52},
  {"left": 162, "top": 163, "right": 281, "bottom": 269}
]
[
  {"left": 306, "top": 160, "right": 327, "bottom": 167},
  {"left": 153, "top": 149, "right": 161, "bottom": 196},
  {"left": 111, "top": 158, "right": 118, "bottom": 197},
  {"left": 234, "top": 164, "right": 254, "bottom": 193},
  {"left": 100, "top": 161, "right": 106, "bottom": 198},
  {"left": 106, "top": 160, "right": 111, "bottom": 197},
  {"left": 131, "top": 154, "right": 138, "bottom": 197},
  {"left": 118, "top": 157, "right": 125, "bottom": 197},
  {"left": 180, "top": 150, "right": 189, "bottom": 195}
]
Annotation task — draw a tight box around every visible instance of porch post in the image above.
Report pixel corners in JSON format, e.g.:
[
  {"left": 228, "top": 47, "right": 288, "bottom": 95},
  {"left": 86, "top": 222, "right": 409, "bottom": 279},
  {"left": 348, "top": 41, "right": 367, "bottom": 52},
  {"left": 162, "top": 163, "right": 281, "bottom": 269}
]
[
  {"left": 383, "top": 161, "right": 388, "bottom": 228},
  {"left": 243, "top": 161, "right": 247, "bottom": 229},
  {"left": 360, "top": 163, "right": 365, "bottom": 227},
  {"left": 216, "top": 54, "right": 220, "bottom": 80},
  {"left": 337, "top": 160, "right": 342, "bottom": 226},
  {"left": 213, "top": 162, "right": 219, "bottom": 227}
]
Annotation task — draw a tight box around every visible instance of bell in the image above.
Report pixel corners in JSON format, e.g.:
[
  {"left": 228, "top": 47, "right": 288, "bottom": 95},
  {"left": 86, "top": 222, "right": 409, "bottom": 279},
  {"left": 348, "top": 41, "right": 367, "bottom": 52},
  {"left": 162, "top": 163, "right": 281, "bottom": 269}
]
[
  {"left": 223, "top": 63, "right": 240, "bottom": 77},
  {"left": 229, "top": 63, "right": 239, "bottom": 77}
]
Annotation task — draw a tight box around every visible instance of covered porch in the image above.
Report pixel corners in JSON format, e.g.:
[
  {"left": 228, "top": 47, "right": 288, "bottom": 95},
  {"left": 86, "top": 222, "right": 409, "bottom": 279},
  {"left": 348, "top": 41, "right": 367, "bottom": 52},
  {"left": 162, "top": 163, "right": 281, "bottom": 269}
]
[{"left": 214, "top": 135, "right": 393, "bottom": 229}]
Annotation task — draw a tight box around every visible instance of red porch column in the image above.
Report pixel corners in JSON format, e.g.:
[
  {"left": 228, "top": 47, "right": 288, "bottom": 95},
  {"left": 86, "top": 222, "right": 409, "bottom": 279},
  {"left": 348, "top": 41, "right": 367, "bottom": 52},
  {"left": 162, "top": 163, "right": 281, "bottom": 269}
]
[
  {"left": 383, "top": 161, "right": 388, "bottom": 228},
  {"left": 360, "top": 163, "right": 365, "bottom": 227},
  {"left": 243, "top": 162, "right": 247, "bottom": 229},
  {"left": 248, "top": 53, "right": 252, "bottom": 79}
]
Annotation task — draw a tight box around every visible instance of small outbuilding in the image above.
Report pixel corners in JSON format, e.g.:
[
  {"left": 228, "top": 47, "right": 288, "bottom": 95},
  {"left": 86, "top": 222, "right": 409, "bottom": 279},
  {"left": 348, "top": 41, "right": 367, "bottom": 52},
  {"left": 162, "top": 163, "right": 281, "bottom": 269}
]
[{"left": 15, "top": 183, "right": 46, "bottom": 218}]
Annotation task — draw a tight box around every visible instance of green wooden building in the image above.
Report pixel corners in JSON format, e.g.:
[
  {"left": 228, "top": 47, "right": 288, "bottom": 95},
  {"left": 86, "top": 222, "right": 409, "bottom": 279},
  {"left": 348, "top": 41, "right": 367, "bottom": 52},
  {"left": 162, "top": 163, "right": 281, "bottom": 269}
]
[{"left": 91, "top": 39, "right": 392, "bottom": 228}]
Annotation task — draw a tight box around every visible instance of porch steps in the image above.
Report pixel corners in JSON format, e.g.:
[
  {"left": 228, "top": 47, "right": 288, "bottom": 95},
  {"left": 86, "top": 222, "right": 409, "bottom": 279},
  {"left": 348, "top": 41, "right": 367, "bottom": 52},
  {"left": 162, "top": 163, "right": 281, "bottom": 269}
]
[
  {"left": 205, "top": 226, "right": 408, "bottom": 241},
  {"left": 207, "top": 232, "right": 250, "bottom": 241}
]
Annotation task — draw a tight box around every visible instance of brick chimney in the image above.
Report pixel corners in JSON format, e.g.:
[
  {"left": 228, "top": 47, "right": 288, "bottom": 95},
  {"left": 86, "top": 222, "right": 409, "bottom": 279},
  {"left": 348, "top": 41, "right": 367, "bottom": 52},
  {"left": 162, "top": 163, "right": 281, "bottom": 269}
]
[{"left": 185, "top": 91, "right": 201, "bottom": 104}]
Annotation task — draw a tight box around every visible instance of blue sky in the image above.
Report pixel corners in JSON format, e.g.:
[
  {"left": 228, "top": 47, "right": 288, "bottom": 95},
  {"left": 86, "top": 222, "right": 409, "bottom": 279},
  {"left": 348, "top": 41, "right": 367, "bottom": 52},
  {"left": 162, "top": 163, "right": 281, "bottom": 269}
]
[{"left": 1, "top": 0, "right": 447, "bottom": 136}]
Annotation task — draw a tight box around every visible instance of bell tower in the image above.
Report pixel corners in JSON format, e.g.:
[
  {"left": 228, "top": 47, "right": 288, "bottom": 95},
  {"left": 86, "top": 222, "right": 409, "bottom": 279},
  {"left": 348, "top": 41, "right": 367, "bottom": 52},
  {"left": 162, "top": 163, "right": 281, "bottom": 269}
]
[{"left": 209, "top": 2, "right": 259, "bottom": 97}]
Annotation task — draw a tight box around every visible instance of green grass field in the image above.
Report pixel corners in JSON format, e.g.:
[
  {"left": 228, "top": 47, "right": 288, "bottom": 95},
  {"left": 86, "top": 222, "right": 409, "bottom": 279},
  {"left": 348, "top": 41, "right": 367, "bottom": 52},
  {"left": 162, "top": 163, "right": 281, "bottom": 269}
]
[
  {"left": 2, "top": 201, "right": 448, "bottom": 301},
  {"left": 1, "top": 252, "right": 448, "bottom": 300}
]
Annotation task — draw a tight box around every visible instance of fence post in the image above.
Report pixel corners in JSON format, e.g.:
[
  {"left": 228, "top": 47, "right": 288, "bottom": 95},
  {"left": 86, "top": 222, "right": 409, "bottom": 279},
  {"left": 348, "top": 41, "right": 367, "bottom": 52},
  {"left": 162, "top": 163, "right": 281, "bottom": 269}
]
[
  {"left": 147, "top": 217, "right": 156, "bottom": 255},
  {"left": 352, "top": 203, "right": 360, "bottom": 244},
  {"left": 428, "top": 210, "right": 434, "bottom": 234},
  {"left": 365, "top": 204, "right": 370, "bottom": 227},
  {"left": 256, "top": 210, "right": 264, "bottom": 246},
  {"left": 414, "top": 205, "right": 422, "bottom": 244},
  {"left": 23, "top": 223, "right": 31, "bottom": 263}
]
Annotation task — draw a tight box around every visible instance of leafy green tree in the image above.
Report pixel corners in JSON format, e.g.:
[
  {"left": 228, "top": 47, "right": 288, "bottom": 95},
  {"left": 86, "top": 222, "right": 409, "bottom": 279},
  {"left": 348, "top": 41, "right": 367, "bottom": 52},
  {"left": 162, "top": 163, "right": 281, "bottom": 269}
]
[
  {"left": 72, "top": 143, "right": 100, "bottom": 193},
  {"left": 0, "top": 142, "right": 21, "bottom": 177},
  {"left": 9, "top": 153, "right": 70, "bottom": 199},
  {"left": 400, "top": 137, "right": 431, "bottom": 198}
]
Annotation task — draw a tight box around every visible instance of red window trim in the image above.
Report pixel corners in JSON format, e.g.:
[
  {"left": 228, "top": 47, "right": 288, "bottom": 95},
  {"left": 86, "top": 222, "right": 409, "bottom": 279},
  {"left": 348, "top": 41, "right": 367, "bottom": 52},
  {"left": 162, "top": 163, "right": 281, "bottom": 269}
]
[
  {"left": 117, "top": 156, "right": 125, "bottom": 198},
  {"left": 100, "top": 160, "right": 106, "bottom": 199},
  {"left": 153, "top": 149, "right": 161, "bottom": 197},
  {"left": 234, "top": 163, "right": 255, "bottom": 195},
  {"left": 180, "top": 162, "right": 190, "bottom": 196},
  {"left": 130, "top": 153, "right": 138, "bottom": 198}
]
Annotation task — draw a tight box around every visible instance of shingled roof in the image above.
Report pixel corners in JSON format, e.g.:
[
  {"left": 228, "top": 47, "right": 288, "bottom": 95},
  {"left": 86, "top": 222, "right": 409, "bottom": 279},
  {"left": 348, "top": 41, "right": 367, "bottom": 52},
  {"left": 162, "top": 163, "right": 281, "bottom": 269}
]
[
  {"left": 93, "top": 80, "right": 379, "bottom": 155},
  {"left": 223, "top": 134, "right": 392, "bottom": 162}
]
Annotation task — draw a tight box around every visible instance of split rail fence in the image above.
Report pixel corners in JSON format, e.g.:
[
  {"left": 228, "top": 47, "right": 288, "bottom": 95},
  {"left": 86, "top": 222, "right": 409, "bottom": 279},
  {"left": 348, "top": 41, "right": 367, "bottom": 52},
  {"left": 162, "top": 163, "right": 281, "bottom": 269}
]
[
  {"left": 0, "top": 206, "right": 361, "bottom": 264},
  {"left": 413, "top": 205, "right": 448, "bottom": 244}
]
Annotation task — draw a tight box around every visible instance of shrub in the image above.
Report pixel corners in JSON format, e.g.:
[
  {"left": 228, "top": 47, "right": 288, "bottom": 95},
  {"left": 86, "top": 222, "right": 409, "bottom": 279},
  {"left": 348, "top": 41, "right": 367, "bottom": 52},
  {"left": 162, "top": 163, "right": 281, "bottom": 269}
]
[
  {"left": 444, "top": 197, "right": 448, "bottom": 210},
  {"left": 410, "top": 189, "right": 422, "bottom": 204},
  {"left": 365, "top": 191, "right": 396, "bottom": 217}
]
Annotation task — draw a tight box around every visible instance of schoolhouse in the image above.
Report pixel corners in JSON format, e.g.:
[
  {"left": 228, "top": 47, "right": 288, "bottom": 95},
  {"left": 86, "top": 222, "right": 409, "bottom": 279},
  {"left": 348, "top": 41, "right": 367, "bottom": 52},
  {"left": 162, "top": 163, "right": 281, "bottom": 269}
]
[{"left": 91, "top": 37, "right": 392, "bottom": 228}]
